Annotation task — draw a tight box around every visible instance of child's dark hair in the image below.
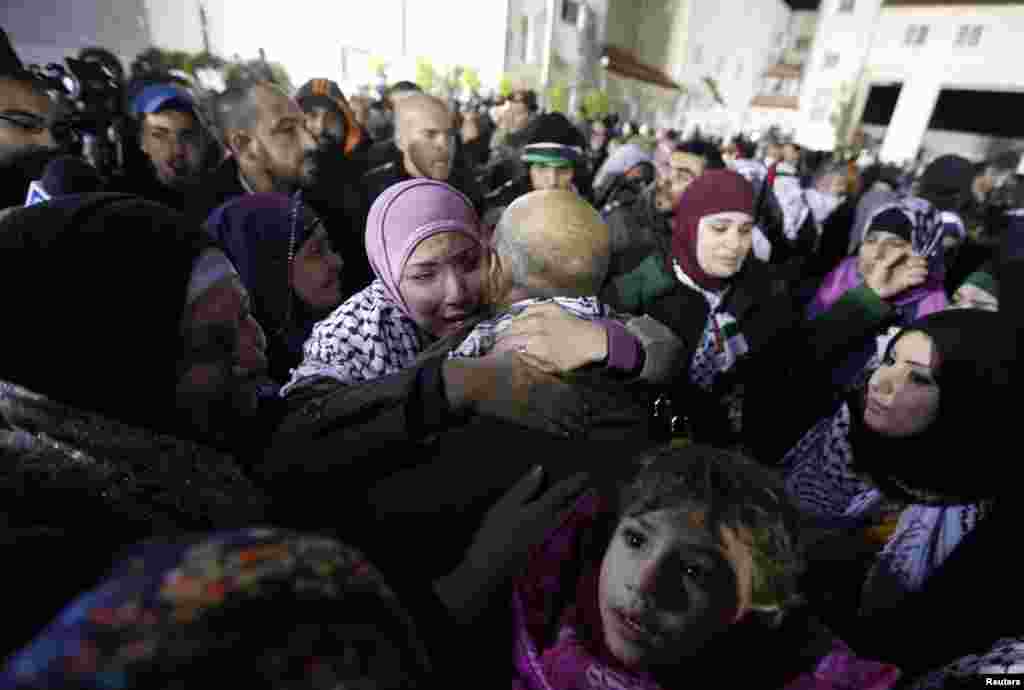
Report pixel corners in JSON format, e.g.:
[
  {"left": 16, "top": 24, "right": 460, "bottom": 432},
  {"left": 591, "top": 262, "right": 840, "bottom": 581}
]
[{"left": 606, "top": 443, "right": 806, "bottom": 615}]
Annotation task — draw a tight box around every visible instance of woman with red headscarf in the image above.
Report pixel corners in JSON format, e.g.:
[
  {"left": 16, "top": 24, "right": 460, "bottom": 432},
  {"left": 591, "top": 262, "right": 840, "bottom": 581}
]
[{"left": 643, "top": 170, "right": 929, "bottom": 459}]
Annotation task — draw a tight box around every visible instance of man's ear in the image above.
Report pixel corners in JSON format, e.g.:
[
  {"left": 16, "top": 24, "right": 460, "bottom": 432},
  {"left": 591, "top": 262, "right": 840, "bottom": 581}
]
[
  {"left": 227, "top": 130, "right": 251, "bottom": 159},
  {"left": 483, "top": 246, "right": 503, "bottom": 304}
]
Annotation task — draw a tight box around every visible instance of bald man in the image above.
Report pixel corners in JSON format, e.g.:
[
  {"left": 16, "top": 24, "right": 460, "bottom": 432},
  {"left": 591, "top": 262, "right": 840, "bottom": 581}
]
[
  {"left": 361, "top": 93, "right": 483, "bottom": 213},
  {"left": 450, "top": 189, "right": 613, "bottom": 358}
]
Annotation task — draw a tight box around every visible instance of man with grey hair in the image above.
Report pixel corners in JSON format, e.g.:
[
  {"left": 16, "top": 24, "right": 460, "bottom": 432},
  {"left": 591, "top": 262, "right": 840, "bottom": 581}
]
[{"left": 186, "top": 80, "right": 321, "bottom": 223}]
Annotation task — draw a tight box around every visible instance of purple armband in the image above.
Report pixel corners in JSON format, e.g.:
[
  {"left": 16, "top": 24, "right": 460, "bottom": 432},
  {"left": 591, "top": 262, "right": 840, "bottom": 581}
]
[{"left": 601, "top": 320, "right": 642, "bottom": 373}]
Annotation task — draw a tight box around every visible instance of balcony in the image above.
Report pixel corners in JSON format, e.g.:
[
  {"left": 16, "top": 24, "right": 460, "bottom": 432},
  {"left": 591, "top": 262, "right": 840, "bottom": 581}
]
[
  {"left": 751, "top": 94, "right": 800, "bottom": 109},
  {"left": 751, "top": 63, "right": 803, "bottom": 110}
]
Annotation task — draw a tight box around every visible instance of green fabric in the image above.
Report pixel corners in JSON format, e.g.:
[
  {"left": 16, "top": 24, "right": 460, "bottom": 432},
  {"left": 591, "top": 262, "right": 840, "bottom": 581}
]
[
  {"left": 522, "top": 153, "right": 575, "bottom": 168},
  {"left": 814, "top": 286, "right": 891, "bottom": 325},
  {"left": 606, "top": 252, "right": 677, "bottom": 314},
  {"left": 962, "top": 270, "right": 998, "bottom": 298}
]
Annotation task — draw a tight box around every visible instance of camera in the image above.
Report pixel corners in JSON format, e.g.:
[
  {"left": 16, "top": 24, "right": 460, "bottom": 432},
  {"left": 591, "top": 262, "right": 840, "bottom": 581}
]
[{"left": 26, "top": 57, "right": 126, "bottom": 177}]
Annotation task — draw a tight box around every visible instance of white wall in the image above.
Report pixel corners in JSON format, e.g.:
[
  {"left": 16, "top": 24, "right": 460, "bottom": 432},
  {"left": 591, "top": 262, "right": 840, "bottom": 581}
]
[
  {"left": 680, "top": 0, "right": 790, "bottom": 139},
  {"left": 3, "top": 0, "right": 151, "bottom": 71},
  {"left": 143, "top": 0, "right": 225, "bottom": 55},
  {"left": 795, "top": 0, "right": 882, "bottom": 151},
  {"left": 864, "top": 125, "right": 1024, "bottom": 164}
]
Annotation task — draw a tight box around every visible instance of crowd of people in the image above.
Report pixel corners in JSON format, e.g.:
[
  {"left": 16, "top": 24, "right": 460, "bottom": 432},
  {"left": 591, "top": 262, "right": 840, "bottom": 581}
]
[{"left": 2, "top": 25, "right": 1024, "bottom": 689}]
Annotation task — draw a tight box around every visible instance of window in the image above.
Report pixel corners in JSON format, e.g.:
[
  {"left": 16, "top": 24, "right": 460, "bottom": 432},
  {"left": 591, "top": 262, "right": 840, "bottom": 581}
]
[
  {"left": 955, "top": 24, "right": 984, "bottom": 47},
  {"left": 904, "top": 25, "right": 929, "bottom": 46},
  {"left": 693, "top": 44, "right": 703, "bottom": 65},
  {"left": 838, "top": 0, "right": 855, "bottom": 12},
  {"left": 736, "top": 60, "right": 744, "bottom": 80},
  {"left": 824, "top": 52, "right": 840, "bottom": 68},
  {"left": 562, "top": 0, "right": 580, "bottom": 25},
  {"left": 716, "top": 56, "right": 727, "bottom": 76}
]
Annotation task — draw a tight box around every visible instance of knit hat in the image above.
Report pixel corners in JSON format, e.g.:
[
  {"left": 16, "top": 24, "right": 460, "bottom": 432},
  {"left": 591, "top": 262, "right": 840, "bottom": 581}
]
[
  {"left": 522, "top": 113, "right": 586, "bottom": 168},
  {"left": 0, "top": 529, "right": 433, "bottom": 690},
  {"left": 671, "top": 169, "right": 756, "bottom": 291},
  {"left": 295, "top": 78, "right": 363, "bottom": 155}
]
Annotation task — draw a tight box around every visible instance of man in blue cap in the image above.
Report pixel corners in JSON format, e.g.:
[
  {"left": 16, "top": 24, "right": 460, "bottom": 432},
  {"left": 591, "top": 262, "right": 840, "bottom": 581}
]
[{"left": 109, "top": 82, "right": 215, "bottom": 209}]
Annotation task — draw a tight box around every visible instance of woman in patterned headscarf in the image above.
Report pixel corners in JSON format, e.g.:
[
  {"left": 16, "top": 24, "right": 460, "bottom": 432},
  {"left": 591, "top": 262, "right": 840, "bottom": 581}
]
[
  {"left": 780, "top": 309, "right": 1019, "bottom": 680},
  {"left": 809, "top": 198, "right": 948, "bottom": 389},
  {"left": 0, "top": 529, "right": 433, "bottom": 689}
]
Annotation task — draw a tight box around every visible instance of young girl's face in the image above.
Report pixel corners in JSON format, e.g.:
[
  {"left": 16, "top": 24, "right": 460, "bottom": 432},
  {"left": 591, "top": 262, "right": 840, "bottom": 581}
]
[{"left": 597, "top": 505, "right": 754, "bottom": 669}]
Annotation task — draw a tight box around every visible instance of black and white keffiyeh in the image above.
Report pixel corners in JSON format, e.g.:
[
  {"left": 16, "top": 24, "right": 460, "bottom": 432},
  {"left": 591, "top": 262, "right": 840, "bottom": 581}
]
[
  {"left": 280, "top": 280, "right": 424, "bottom": 395},
  {"left": 907, "top": 638, "right": 1024, "bottom": 689}
]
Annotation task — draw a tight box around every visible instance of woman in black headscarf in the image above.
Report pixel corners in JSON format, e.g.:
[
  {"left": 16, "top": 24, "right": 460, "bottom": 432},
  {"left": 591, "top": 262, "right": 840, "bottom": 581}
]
[{"left": 781, "top": 298, "right": 1021, "bottom": 679}]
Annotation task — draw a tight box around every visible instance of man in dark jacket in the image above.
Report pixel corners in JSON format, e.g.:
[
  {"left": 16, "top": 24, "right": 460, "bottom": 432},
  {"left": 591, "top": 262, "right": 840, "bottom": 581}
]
[
  {"left": 186, "top": 80, "right": 320, "bottom": 222},
  {"left": 295, "top": 78, "right": 375, "bottom": 297},
  {"left": 361, "top": 93, "right": 483, "bottom": 213}
]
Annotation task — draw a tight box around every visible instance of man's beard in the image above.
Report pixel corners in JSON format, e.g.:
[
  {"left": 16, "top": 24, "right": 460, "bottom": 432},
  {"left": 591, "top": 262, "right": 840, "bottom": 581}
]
[
  {"left": 272, "top": 149, "right": 321, "bottom": 193},
  {"left": 297, "top": 149, "right": 321, "bottom": 190},
  {"left": 408, "top": 140, "right": 450, "bottom": 181},
  {"left": 156, "top": 161, "right": 200, "bottom": 191}
]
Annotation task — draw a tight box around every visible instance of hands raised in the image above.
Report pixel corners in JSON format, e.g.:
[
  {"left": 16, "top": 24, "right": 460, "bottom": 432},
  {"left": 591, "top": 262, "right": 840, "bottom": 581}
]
[{"left": 864, "top": 247, "right": 929, "bottom": 300}]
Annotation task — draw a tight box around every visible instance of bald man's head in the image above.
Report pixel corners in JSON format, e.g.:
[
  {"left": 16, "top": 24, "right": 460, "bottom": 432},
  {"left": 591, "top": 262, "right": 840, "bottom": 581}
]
[
  {"left": 492, "top": 189, "right": 610, "bottom": 301},
  {"left": 395, "top": 94, "right": 454, "bottom": 180}
]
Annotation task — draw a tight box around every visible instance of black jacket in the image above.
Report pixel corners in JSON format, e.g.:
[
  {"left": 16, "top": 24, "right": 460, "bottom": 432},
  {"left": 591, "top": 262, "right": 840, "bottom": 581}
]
[
  {"left": 644, "top": 262, "right": 897, "bottom": 461},
  {"left": 255, "top": 348, "right": 657, "bottom": 582},
  {"left": 361, "top": 140, "right": 485, "bottom": 213}
]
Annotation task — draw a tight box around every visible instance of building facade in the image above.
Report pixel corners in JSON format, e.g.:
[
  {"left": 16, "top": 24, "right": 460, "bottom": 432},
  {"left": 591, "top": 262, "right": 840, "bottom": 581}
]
[
  {"left": 3, "top": 0, "right": 226, "bottom": 73},
  {"left": 676, "top": 0, "right": 792, "bottom": 139},
  {"left": 794, "top": 0, "right": 1024, "bottom": 163}
]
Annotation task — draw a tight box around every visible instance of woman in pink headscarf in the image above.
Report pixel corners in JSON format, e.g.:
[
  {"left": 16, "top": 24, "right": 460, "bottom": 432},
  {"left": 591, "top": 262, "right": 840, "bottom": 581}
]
[{"left": 282, "top": 179, "right": 490, "bottom": 392}]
